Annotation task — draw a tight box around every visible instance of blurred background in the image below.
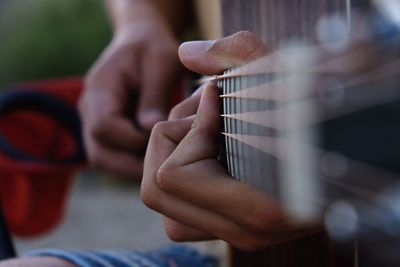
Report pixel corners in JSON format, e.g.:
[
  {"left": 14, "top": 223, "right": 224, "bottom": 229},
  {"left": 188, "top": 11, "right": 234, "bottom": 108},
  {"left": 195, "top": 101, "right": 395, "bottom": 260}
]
[
  {"left": 0, "top": 0, "right": 171, "bottom": 254},
  {"left": 0, "top": 0, "right": 110, "bottom": 87}
]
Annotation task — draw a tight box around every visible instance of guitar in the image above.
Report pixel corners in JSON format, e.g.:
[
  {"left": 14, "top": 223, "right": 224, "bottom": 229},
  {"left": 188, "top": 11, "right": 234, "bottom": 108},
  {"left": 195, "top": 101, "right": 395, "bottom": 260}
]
[{"left": 211, "top": 0, "right": 400, "bottom": 266}]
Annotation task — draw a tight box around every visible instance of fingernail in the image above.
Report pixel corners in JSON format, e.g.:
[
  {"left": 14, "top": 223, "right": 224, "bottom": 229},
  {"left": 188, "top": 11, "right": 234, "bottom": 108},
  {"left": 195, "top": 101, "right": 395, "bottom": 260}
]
[
  {"left": 179, "top": 40, "right": 215, "bottom": 56},
  {"left": 139, "top": 110, "right": 166, "bottom": 130}
]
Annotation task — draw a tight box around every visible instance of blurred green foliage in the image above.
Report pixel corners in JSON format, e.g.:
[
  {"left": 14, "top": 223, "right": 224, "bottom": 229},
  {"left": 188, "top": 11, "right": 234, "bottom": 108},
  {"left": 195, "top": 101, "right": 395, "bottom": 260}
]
[{"left": 0, "top": 0, "right": 112, "bottom": 87}]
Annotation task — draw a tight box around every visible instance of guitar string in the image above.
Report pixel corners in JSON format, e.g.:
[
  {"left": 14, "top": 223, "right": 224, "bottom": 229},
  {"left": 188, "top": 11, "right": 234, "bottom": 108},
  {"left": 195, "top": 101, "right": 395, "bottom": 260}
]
[
  {"left": 236, "top": 74, "right": 244, "bottom": 180},
  {"left": 209, "top": 27, "right": 400, "bottom": 218},
  {"left": 198, "top": 42, "right": 396, "bottom": 84},
  {"left": 219, "top": 57, "right": 400, "bottom": 100},
  {"left": 223, "top": 132, "right": 400, "bottom": 199},
  {"left": 220, "top": 83, "right": 400, "bottom": 134},
  {"left": 224, "top": 73, "right": 231, "bottom": 174},
  {"left": 223, "top": 98, "right": 400, "bottom": 197},
  {"left": 217, "top": 57, "right": 400, "bottom": 131},
  {"left": 222, "top": 131, "right": 400, "bottom": 236},
  {"left": 217, "top": 67, "right": 400, "bottom": 237},
  {"left": 232, "top": 75, "right": 239, "bottom": 179}
]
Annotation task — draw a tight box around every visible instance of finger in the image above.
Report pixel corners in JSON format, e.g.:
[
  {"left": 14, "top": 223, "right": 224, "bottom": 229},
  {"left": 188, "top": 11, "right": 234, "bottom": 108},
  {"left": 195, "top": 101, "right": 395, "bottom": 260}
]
[
  {"left": 179, "top": 31, "right": 269, "bottom": 75},
  {"left": 137, "top": 50, "right": 182, "bottom": 131},
  {"left": 143, "top": 117, "right": 195, "bottom": 184},
  {"left": 142, "top": 116, "right": 306, "bottom": 250},
  {"left": 141, "top": 117, "right": 270, "bottom": 249},
  {"left": 160, "top": 160, "right": 288, "bottom": 232},
  {"left": 163, "top": 217, "right": 214, "bottom": 241},
  {"left": 168, "top": 86, "right": 204, "bottom": 120},
  {"left": 80, "top": 84, "right": 146, "bottom": 152},
  {"left": 146, "top": 163, "right": 309, "bottom": 251},
  {"left": 85, "top": 137, "right": 143, "bottom": 178},
  {"left": 91, "top": 116, "right": 148, "bottom": 151},
  {"left": 166, "top": 83, "right": 221, "bottom": 167},
  {"left": 159, "top": 83, "right": 289, "bottom": 232},
  {"left": 143, "top": 163, "right": 273, "bottom": 251}
]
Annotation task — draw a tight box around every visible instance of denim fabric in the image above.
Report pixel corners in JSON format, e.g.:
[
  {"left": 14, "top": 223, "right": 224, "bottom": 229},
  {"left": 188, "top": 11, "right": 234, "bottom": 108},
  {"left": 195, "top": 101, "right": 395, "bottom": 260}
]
[{"left": 25, "top": 245, "right": 218, "bottom": 267}]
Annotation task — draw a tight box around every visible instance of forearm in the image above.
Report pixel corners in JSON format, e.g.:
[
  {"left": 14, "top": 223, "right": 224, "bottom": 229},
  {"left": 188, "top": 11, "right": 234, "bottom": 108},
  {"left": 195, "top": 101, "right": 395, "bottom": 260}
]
[{"left": 105, "top": 0, "right": 193, "bottom": 38}]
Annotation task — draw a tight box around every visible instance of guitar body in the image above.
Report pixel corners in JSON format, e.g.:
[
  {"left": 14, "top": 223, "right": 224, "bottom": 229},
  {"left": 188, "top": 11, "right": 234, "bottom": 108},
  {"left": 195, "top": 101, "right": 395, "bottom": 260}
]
[{"left": 218, "top": 1, "right": 354, "bottom": 266}]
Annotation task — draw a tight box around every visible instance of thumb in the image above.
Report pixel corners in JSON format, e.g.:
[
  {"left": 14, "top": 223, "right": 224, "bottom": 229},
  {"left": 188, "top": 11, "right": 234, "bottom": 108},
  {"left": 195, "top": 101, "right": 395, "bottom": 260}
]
[{"left": 178, "top": 31, "right": 269, "bottom": 75}]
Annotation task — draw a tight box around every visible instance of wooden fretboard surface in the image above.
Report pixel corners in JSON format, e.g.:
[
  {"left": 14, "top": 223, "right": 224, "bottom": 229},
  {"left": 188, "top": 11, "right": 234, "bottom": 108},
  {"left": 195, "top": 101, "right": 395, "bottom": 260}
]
[{"left": 219, "top": 1, "right": 353, "bottom": 266}]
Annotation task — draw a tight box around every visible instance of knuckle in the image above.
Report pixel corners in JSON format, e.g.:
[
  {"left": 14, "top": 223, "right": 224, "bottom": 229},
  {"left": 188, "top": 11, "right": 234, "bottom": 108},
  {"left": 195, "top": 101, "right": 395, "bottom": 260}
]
[
  {"left": 151, "top": 121, "right": 170, "bottom": 140},
  {"left": 243, "top": 209, "right": 274, "bottom": 233},
  {"left": 140, "top": 185, "right": 158, "bottom": 210},
  {"left": 152, "top": 121, "right": 169, "bottom": 133},
  {"left": 231, "top": 31, "right": 258, "bottom": 50},
  {"left": 169, "top": 105, "right": 185, "bottom": 120},
  {"left": 156, "top": 165, "right": 176, "bottom": 191},
  {"left": 230, "top": 31, "right": 267, "bottom": 62},
  {"left": 151, "top": 120, "right": 181, "bottom": 141},
  {"left": 233, "top": 31, "right": 259, "bottom": 44},
  {"left": 148, "top": 121, "right": 172, "bottom": 150}
]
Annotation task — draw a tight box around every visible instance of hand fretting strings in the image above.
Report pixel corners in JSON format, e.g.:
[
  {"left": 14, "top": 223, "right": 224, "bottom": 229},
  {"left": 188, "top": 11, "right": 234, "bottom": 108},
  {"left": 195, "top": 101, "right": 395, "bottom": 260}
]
[{"left": 211, "top": 42, "right": 400, "bottom": 240}]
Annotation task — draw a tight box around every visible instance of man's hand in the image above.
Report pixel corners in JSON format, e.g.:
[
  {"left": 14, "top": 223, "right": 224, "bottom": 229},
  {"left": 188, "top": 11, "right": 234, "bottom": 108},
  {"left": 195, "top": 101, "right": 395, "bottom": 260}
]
[
  {"left": 141, "top": 32, "right": 315, "bottom": 251},
  {"left": 79, "top": 0, "right": 184, "bottom": 178}
]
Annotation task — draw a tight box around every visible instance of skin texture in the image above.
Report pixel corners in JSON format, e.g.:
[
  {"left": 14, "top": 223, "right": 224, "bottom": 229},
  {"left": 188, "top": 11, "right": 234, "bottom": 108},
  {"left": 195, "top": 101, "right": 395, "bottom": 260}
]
[
  {"left": 79, "top": 0, "right": 190, "bottom": 178},
  {"left": 141, "top": 31, "right": 317, "bottom": 251}
]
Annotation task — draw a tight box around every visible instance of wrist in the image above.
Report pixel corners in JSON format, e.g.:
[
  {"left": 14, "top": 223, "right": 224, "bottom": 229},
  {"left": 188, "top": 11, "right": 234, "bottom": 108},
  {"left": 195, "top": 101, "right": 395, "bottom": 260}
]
[
  {"left": 111, "top": 17, "right": 178, "bottom": 52},
  {"left": 112, "top": 22, "right": 176, "bottom": 50},
  {"left": 108, "top": 0, "right": 166, "bottom": 34}
]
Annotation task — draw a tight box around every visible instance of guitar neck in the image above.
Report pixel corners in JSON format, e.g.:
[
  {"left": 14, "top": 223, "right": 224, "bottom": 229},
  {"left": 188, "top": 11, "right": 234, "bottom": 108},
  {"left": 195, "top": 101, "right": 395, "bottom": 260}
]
[{"left": 216, "top": 0, "right": 400, "bottom": 266}]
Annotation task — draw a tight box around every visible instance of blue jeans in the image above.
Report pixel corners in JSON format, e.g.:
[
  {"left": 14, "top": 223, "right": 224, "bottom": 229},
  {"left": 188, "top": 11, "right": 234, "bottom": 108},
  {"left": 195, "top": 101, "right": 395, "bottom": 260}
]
[{"left": 25, "top": 245, "right": 217, "bottom": 267}]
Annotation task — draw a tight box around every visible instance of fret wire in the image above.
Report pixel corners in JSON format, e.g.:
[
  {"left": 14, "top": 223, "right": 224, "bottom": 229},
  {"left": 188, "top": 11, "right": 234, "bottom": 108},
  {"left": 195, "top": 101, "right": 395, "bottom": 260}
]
[
  {"left": 243, "top": 74, "right": 251, "bottom": 185},
  {"left": 248, "top": 75, "right": 255, "bottom": 188},
  {"left": 250, "top": 75, "right": 257, "bottom": 187},
  {"left": 236, "top": 75, "right": 241, "bottom": 180},
  {"left": 238, "top": 74, "right": 245, "bottom": 182},
  {"left": 227, "top": 74, "right": 234, "bottom": 178},
  {"left": 235, "top": 74, "right": 246, "bottom": 181},
  {"left": 223, "top": 73, "right": 231, "bottom": 174},
  {"left": 232, "top": 75, "right": 239, "bottom": 179},
  {"left": 230, "top": 75, "right": 237, "bottom": 178},
  {"left": 235, "top": 75, "right": 240, "bottom": 180},
  {"left": 242, "top": 75, "right": 250, "bottom": 184},
  {"left": 229, "top": 76, "right": 234, "bottom": 178},
  {"left": 224, "top": 75, "right": 229, "bottom": 174},
  {"left": 220, "top": 77, "right": 227, "bottom": 172}
]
